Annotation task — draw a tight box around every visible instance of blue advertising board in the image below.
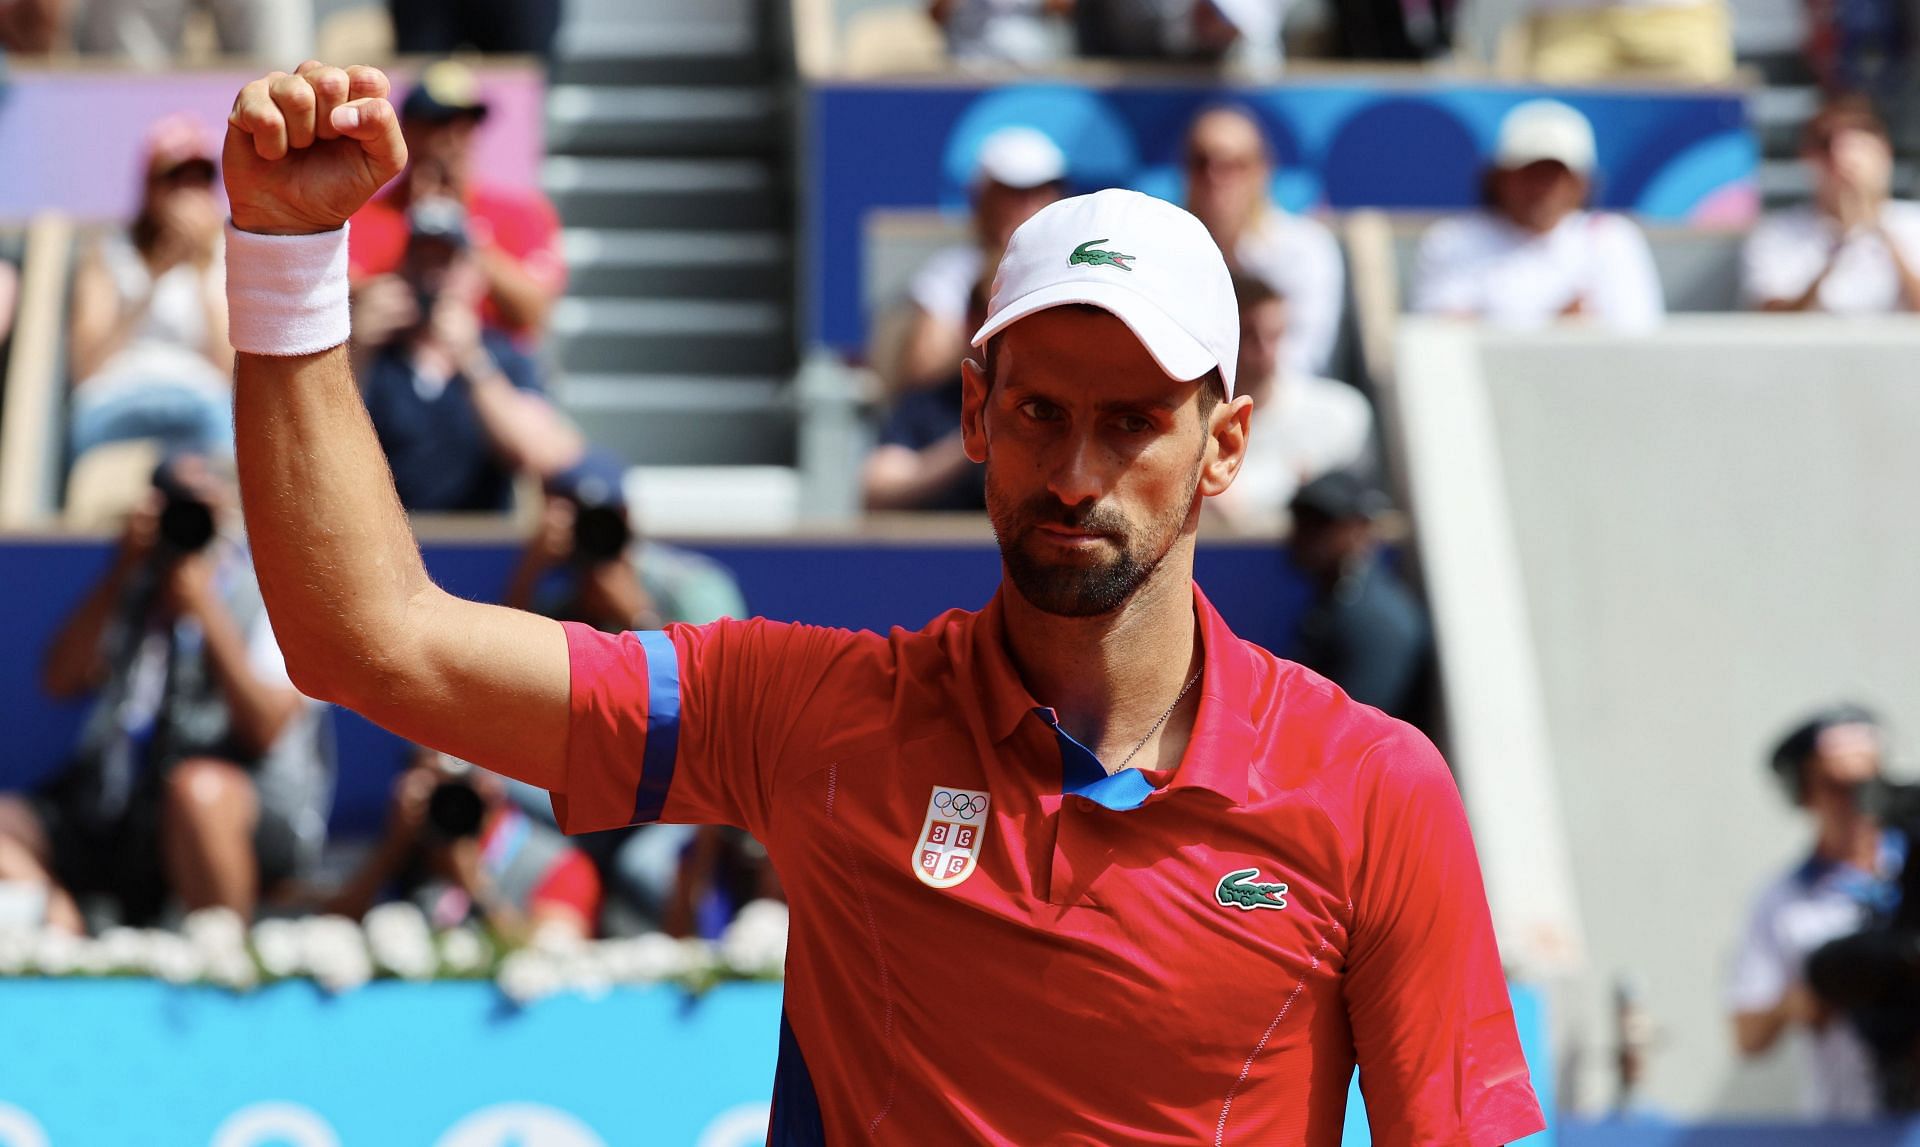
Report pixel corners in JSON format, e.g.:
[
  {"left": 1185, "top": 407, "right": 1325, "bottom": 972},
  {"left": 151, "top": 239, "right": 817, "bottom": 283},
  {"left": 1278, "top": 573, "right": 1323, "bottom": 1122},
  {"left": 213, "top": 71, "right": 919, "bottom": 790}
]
[
  {"left": 0, "top": 537, "right": 1310, "bottom": 835},
  {"left": 807, "top": 80, "right": 1756, "bottom": 351},
  {"left": 0, "top": 979, "right": 1553, "bottom": 1146}
]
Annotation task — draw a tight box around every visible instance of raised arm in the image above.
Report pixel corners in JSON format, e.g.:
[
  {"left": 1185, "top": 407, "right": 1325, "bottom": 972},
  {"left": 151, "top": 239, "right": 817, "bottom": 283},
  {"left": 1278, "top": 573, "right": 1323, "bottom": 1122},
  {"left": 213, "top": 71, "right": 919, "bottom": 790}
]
[{"left": 225, "top": 62, "right": 568, "bottom": 790}]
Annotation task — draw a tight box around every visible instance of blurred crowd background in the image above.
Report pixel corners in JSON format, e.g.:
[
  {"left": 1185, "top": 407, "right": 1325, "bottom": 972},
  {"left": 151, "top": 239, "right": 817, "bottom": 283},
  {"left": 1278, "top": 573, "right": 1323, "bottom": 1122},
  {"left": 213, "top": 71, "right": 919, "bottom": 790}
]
[{"left": 0, "top": 0, "right": 1917, "bottom": 1140}]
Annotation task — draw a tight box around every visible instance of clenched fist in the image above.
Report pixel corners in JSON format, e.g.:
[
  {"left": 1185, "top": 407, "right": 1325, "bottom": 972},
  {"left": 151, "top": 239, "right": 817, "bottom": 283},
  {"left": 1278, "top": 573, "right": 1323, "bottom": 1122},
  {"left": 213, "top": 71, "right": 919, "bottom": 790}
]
[{"left": 224, "top": 61, "right": 408, "bottom": 237}]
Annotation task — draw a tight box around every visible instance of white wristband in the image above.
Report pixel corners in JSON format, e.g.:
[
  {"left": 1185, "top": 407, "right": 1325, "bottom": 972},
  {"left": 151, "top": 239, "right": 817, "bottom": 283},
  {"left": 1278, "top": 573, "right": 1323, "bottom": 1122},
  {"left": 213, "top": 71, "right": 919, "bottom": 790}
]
[{"left": 224, "top": 221, "right": 352, "bottom": 357}]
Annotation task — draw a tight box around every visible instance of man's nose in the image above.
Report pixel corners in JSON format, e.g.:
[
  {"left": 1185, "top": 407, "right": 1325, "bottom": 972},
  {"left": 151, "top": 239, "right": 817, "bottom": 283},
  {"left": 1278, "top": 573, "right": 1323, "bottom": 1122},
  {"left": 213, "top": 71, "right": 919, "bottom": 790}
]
[{"left": 1046, "top": 430, "right": 1107, "bottom": 507}]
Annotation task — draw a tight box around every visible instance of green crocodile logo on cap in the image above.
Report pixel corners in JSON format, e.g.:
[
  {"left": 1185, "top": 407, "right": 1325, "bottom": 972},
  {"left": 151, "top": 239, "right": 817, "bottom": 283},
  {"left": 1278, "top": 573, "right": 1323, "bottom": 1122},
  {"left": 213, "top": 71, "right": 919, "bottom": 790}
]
[
  {"left": 1069, "top": 239, "right": 1134, "bottom": 271},
  {"left": 1215, "top": 868, "right": 1289, "bottom": 912}
]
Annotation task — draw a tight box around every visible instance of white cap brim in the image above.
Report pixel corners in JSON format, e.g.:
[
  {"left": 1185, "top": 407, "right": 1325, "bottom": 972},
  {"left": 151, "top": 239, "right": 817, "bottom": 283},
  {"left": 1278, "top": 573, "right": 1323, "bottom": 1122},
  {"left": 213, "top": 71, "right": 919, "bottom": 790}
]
[{"left": 970, "top": 279, "right": 1224, "bottom": 391}]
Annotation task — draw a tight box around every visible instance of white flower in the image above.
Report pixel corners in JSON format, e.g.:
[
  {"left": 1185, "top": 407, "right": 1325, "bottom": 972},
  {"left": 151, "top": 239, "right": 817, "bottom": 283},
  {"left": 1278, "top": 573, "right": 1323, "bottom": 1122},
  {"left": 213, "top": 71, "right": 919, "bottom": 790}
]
[
  {"left": 147, "top": 932, "right": 205, "bottom": 984},
  {"left": 437, "top": 926, "right": 491, "bottom": 976},
  {"left": 497, "top": 949, "right": 562, "bottom": 1004},
  {"left": 607, "top": 932, "right": 688, "bottom": 983},
  {"left": 364, "top": 903, "right": 437, "bottom": 981},
  {"left": 30, "top": 929, "right": 81, "bottom": 976},
  {"left": 251, "top": 918, "right": 304, "bottom": 978},
  {"left": 556, "top": 947, "right": 613, "bottom": 999},
  {"left": 300, "top": 916, "right": 372, "bottom": 993},
  {"left": 204, "top": 948, "right": 260, "bottom": 991},
  {"left": 183, "top": 907, "right": 248, "bottom": 954},
  {"left": 720, "top": 899, "right": 789, "bottom": 976},
  {"left": 528, "top": 920, "right": 587, "bottom": 956},
  {"left": 71, "top": 935, "right": 114, "bottom": 977},
  {"left": 96, "top": 927, "right": 149, "bottom": 973},
  {"left": 0, "top": 928, "right": 35, "bottom": 975}
]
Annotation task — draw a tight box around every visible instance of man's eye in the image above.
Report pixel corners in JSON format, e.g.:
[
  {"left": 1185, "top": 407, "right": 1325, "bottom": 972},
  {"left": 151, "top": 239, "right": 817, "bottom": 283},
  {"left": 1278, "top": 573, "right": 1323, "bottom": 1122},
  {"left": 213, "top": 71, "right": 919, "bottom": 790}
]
[
  {"left": 1020, "top": 400, "right": 1061, "bottom": 422},
  {"left": 1116, "top": 415, "right": 1152, "bottom": 434}
]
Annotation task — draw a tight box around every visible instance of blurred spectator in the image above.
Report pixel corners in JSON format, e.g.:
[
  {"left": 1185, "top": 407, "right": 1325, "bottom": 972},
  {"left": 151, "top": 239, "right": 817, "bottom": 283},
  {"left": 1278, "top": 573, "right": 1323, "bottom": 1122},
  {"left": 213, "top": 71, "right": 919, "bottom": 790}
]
[
  {"left": 68, "top": 115, "right": 233, "bottom": 463},
  {"left": 504, "top": 453, "right": 750, "bottom": 633},
  {"left": 0, "top": 455, "right": 328, "bottom": 932},
  {"left": 931, "top": 0, "right": 1073, "bottom": 65},
  {"left": 348, "top": 60, "right": 565, "bottom": 345},
  {"left": 1076, "top": 0, "right": 1282, "bottom": 66},
  {"left": 1214, "top": 273, "right": 1373, "bottom": 530},
  {"left": 1728, "top": 705, "right": 1894, "bottom": 1118},
  {"left": 1184, "top": 104, "right": 1343, "bottom": 377},
  {"left": 75, "top": 0, "right": 312, "bottom": 67},
  {"left": 0, "top": 0, "right": 64, "bottom": 51},
  {"left": 1413, "top": 99, "right": 1664, "bottom": 332},
  {"left": 502, "top": 464, "right": 753, "bottom": 935},
  {"left": 1328, "top": 0, "right": 1449, "bottom": 59},
  {"left": 331, "top": 749, "right": 598, "bottom": 944},
  {"left": 864, "top": 283, "right": 989, "bottom": 512},
  {"left": 390, "top": 0, "right": 559, "bottom": 57},
  {"left": 1744, "top": 98, "right": 1920, "bottom": 314},
  {"left": 1286, "top": 472, "right": 1430, "bottom": 722},
  {"left": 883, "top": 126, "right": 1064, "bottom": 394},
  {"left": 356, "top": 198, "right": 584, "bottom": 513},
  {"left": 1520, "top": 0, "right": 1732, "bottom": 84}
]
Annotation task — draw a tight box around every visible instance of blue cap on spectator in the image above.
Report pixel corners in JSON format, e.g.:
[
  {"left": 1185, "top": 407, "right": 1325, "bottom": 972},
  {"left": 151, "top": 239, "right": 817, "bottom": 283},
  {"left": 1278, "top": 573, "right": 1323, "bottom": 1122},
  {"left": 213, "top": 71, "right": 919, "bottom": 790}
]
[{"left": 546, "top": 447, "right": 629, "bottom": 509}]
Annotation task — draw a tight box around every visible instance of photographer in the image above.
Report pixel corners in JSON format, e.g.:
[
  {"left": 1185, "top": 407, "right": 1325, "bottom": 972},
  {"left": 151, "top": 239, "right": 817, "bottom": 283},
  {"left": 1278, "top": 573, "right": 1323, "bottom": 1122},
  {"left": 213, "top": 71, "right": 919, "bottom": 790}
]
[
  {"left": 353, "top": 197, "right": 583, "bottom": 513},
  {"left": 500, "top": 455, "right": 763, "bottom": 935},
  {"left": 0, "top": 454, "right": 329, "bottom": 931},
  {"left": 329, "top": 748, "right": 599, "bottom": 945},
  {"left": 1727, "top": 704, "right": 1898, "bottom": 1117}
]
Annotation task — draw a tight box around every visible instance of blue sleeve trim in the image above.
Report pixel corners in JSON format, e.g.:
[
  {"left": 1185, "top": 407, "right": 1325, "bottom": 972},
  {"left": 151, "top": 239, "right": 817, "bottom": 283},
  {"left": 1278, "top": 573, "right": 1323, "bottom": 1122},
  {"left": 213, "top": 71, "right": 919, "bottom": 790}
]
[{"left": 629, "top": 629, "right": 682, "bottom": 825}]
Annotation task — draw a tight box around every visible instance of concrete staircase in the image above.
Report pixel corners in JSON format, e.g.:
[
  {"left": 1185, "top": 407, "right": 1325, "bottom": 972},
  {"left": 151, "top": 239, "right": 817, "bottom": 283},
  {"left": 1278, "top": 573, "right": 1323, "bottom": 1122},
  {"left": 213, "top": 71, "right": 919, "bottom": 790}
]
[{"left": 545, "top": 0, "right": 797, "bottom": 467}]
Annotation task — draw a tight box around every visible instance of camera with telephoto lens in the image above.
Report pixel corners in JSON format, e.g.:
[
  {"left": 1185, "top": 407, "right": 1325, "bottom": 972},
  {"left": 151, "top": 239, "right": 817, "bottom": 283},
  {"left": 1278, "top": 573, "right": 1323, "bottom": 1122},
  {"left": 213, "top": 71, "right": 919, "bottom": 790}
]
[
  {"left": 571, "top": 501, "right": 633, "bottom": 564},
  {"left": 424, "top": 775, "right": 486, "bottom": 842},
  {"left": 152, "top": 462, "right": 216, "bottom": 555}
]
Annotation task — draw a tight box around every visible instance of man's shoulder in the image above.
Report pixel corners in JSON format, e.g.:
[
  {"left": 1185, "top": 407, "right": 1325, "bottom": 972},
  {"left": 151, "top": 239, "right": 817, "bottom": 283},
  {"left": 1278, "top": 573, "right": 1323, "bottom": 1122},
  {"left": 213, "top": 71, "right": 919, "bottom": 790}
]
[
  {"left": 467, "top": 182, "right": 559, "bottom": 224},
  {"left": 1242, "top": 647, "right": 1431, "bottom": 792}
]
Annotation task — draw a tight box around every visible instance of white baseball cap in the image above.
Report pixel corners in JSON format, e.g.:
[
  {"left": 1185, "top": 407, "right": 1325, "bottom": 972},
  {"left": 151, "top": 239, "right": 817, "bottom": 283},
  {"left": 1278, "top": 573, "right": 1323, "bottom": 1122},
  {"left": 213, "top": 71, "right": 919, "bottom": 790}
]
[
  {"left": 970, "top": 188, "right": 1240, "bottom": 397},
  {"left": 1493, "top": 99, "right": 1597, "bottom": 175},
  {"left": 973, "top": 126, "right": 1068, "bottom": 190}
]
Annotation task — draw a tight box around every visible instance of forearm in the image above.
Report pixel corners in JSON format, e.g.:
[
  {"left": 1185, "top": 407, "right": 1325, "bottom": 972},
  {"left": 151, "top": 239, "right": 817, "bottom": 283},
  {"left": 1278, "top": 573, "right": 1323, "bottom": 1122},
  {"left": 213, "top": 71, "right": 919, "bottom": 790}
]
[
  {"left": 201, "top": 274, "right": 236, "bottom": 375},
  {"left": 862, "top": 439, "right": 973, "bottom": 510},
  {"left": 192, "top": 598, "right": 300, "bottom": 755},
  {"left": 41, "top": 560, "right": 134, "bottom": 697},
  {"left": 463, "top": 359, "right": 583, "bottom": 479},
  {"left": 234, "top": 344, "right": 442, "bottom": 702}
]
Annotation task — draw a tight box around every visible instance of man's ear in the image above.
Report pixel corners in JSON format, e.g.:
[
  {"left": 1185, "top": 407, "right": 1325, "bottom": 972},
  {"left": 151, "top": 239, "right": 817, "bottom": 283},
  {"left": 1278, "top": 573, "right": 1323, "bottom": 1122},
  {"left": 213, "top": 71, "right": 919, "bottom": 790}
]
[
  {"left": 961, "top": 355, "right": 990, "bottom": 465},
  {"left": 1198, "top": 393, "right": 1253, "bottom": 498}
]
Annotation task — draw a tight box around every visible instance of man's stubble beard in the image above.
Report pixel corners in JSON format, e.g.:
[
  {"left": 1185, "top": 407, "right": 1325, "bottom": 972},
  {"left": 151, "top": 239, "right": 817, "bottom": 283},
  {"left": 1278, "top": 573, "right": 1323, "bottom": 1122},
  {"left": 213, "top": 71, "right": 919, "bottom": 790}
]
[{"left": 986, "top": 457, "right": 1204, "bottom": 620}]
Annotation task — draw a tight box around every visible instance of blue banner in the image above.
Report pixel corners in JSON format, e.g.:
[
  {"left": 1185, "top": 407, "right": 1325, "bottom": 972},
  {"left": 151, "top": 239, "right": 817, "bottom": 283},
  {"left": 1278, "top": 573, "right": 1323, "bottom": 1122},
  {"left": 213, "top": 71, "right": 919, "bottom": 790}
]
[
  {"left": 0, "top": 979, "right": 1558, "bottom": 1146},
  {"left": 806, "top": 80, "right": 1756, "bottom": 351}
]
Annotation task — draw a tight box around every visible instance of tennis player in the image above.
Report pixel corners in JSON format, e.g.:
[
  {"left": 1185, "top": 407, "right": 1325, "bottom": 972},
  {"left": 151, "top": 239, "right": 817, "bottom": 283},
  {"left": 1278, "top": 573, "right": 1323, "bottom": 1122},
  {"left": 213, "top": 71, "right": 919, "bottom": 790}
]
[{"left": 222, "top": 62, "right": 1545, "bottom": 1145}]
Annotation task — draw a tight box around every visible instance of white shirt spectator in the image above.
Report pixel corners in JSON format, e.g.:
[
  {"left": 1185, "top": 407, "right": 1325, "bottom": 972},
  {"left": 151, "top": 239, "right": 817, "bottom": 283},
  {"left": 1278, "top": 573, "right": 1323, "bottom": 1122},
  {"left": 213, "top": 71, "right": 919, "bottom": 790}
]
[
  {"left": 1413, "top": 210, "right": 1665, "bottom": 331},
  {"left": 1233, "top": 209, "right": 1345, "bottom": 376},
  {"left": 76, "top": 231, "right": 229, "bottom": 405},
  {"left": 1726, "top": 837, "right": 1905, "bottom": 1119},
  {"left": 939, "top": 0, "right": 1066, "bottom": 65},
  {"left": 1218, "top": 373, "right": 1374, "bottom": 526},
  {"left": 1742, "top": 201, "right": 1920, "bottom": 313},
  {"left": 908, "top": 244, "right": 985, "bottom": 329}
]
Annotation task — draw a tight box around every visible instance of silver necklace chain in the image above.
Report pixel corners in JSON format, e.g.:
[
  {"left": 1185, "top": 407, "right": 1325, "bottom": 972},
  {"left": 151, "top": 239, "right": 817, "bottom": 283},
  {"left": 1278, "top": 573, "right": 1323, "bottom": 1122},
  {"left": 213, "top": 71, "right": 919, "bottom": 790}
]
[{"left": 1107, "top": 666, "right": 1204, "bottom": 775}]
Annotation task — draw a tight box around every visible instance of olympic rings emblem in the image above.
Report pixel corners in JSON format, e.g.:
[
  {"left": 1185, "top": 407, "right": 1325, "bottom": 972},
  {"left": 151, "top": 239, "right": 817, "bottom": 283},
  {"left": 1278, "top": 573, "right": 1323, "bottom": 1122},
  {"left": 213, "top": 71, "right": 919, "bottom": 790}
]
[{"left": 934, "top": 792, "right": 986, "bottom": 819}]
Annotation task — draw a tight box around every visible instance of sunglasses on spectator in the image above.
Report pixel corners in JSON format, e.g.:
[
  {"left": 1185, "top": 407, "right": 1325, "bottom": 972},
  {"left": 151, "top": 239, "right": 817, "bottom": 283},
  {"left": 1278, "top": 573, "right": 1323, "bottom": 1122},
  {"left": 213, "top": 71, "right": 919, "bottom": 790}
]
[
  {"left": 154, "top": 159, "right": 217, "bottom": 186},
  {"left": 1187, "top": 150, "right": 1263, "bottom": 175}
]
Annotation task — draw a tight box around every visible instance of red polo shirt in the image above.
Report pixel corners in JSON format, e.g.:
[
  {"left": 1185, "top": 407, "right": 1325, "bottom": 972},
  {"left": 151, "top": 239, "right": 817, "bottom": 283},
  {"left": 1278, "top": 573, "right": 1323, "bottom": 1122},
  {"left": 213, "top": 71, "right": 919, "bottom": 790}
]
[{"left": 558, "top": 584, "right": 1543, "bottom": 1145}]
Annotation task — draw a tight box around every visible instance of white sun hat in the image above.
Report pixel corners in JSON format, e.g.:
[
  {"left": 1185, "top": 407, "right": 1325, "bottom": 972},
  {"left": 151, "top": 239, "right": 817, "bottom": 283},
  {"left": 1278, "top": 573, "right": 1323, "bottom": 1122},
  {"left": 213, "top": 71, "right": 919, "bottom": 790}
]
[
  {"left": 973, "top": 126, "right": 1069, "bottom": 190},
  {"left": 1494, "top": 99, "right": 1598, "bottom": 175},
  {"left": 970, "top": 188, "right": 1240, "bottom": 397}
]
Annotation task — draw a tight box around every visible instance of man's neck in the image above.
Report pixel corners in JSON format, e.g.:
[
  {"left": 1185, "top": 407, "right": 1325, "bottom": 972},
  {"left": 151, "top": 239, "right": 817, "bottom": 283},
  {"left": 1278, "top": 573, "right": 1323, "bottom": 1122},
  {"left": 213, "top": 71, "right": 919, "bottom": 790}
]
[
  {"left": 1814, "top": 812, "right": 1881, "bottom": 870},
  {"left": 998, "top": 555, "right": 1203, "bottom": 770}
]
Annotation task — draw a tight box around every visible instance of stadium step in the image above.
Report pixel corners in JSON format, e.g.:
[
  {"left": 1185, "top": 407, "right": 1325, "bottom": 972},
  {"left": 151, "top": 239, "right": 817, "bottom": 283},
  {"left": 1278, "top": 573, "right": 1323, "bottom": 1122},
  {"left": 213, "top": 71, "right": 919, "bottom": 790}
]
[
  {"left": 551, "top": 297, "right": 791, "bottom": 375},
  {"left": 560, "top": 228, "right": 790, "bottom": 300},
  {"left": 547, "top": 0, "right": 799, "bottom": 470},
  {"left": 542, "top": 157, "right": 783, "bottom": 230},
  {"left": 546, "top": 84, "right": 784, "bottom": 156},
  {"left": 560, "top": 373, "right": 796, "bottom": 466}
]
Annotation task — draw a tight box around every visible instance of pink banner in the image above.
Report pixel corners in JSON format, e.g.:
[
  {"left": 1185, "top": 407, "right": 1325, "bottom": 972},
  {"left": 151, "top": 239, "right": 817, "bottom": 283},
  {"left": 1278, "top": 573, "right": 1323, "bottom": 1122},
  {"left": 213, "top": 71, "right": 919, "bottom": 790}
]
[{"left": 0, "top": 62, "right": 545, "bottom": 223}]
